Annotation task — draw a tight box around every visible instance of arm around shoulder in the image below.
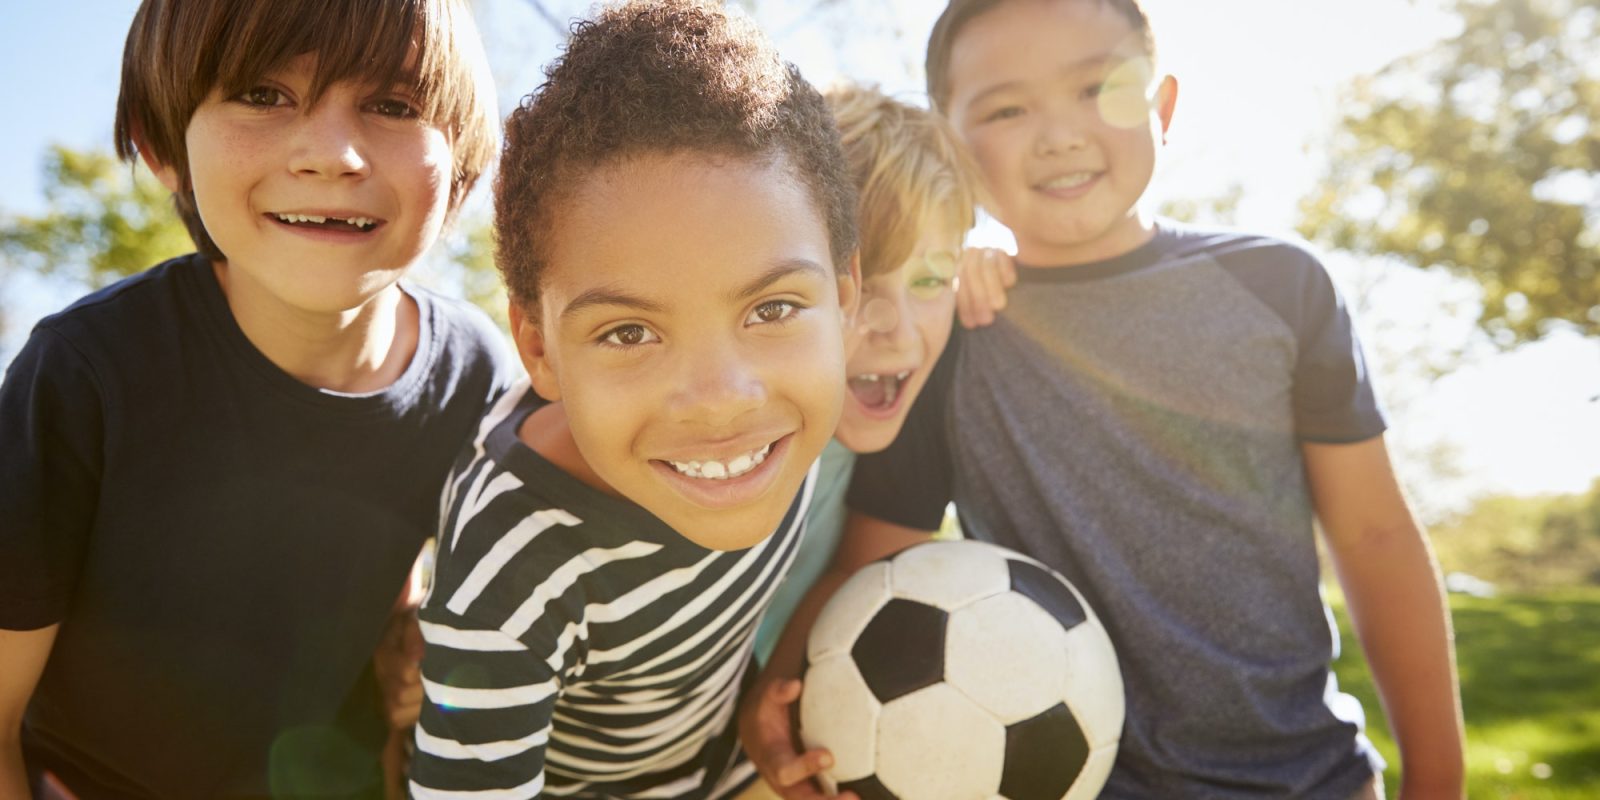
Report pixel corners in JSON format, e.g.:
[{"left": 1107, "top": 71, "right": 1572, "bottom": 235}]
[
  {"left": 1, "top": 624, "right": 59, "bottom": 799},
  {"left": 1303, "top": 436, "right": 1465, "bottom": 799}
]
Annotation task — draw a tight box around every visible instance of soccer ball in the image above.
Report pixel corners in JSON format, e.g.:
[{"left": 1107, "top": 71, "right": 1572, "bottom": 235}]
[{"left": 798, "top": 540, "right": 1123, "bottom": 800}]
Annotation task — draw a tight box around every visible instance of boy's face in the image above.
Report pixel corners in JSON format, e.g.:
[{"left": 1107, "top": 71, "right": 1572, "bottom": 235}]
[
  {"left": 835, "top": 226, "right": 961, "bottom": 454},
  {"left": 156, "top": 53, "right": 453, "bottom": 314},
  {"left": 944, "top": 0, "right": 1175, "bottom": 265},
  {"left": 518, "top": 153, "right": 857, "bottom": 551}
]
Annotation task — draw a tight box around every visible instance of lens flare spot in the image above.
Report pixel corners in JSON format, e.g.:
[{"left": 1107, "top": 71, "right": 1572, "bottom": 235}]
[{"left": 1098, "top": 57, "right": 1157, "bottom": 129}]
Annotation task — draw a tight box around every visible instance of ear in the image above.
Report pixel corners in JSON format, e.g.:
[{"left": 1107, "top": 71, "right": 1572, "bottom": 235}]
[
  {"left": 509, "top": 301, "right": 562, "bottom": 402},
  {"left": 133, "top": 131, "right": 184, "bottom": 193},
  {"left": 836, "top": 250, "right": 862, "bottom": 333},
  {"left": 1154, "top": 75, "right": 1179, "bottom": 142}
]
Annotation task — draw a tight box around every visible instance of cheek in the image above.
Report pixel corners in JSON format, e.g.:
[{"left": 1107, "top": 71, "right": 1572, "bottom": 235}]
[
  {"left": 406, "top": 131, "right": 456, "bottom": 215},
  {"left": 913, "top": 299, "right": 956, "bottom": 367}
]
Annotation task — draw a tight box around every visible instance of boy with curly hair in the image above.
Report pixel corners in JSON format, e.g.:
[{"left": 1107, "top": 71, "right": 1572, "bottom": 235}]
[{"left": 407, "top": 1, "right": 860, "bottom": 797}]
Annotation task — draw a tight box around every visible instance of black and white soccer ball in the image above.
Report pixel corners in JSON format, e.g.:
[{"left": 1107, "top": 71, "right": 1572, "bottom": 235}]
[{"left": 799, "top": 540, "right": 1123, "bottom": 800}]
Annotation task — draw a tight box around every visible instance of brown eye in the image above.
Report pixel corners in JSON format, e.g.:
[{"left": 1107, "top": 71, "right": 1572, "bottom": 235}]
[
  {"left": 239, "top": 87, "right": 286, "bottom": 107},
  {"left": 749, "top": 300, "right": 798, "bottom": 325},
  {"left": 600, "top": 324, "right": 658, "bottom": 347}
]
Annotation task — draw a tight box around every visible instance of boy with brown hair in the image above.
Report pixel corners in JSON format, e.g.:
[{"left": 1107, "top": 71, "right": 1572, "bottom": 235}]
[
  {"left": 407, "top": 1, "right": 860, "bottom": 797},
  {"left": 0, "top": 1, "right": 508, "bottom": 796},
  {"left": 747, "top": 1, "right": 1466, "bottom": 798}
]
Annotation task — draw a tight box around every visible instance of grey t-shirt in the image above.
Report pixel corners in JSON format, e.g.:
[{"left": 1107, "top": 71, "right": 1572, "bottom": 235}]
[{"left": 848, "top": 223, "right": 1387, "bottom": 799}]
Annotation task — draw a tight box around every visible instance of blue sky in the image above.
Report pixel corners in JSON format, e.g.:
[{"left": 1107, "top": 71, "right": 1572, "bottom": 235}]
[{"left": 3, "top": 0, "right": 1597, "bottom": 511}]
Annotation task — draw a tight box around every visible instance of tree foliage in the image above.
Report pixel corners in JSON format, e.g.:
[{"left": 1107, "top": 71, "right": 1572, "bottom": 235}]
[
  {"left": 1429, "top": 479, "right": 1600, "bottom": 589},
  {"left": 1299, "top": 0, "right": 1600, "bottom": 346},
  {"left": 0, "top": 145, "right": 192, "bottom": 289}
]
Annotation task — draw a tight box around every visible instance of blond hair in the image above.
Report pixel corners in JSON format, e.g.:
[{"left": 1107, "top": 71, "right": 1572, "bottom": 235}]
[
  {"left": 114, "top": 0, "right": 498, "bottom": 261},
  {"left": 826, "top": 84, "right": 983, "bottom": 278}
]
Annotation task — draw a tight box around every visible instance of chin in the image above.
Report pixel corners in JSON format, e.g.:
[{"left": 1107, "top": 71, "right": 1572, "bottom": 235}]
[
  {"left": 834, "top": 419, "right": 898, "bottom": 455},
  {"left": 667, "top": 508, "right": 787, "bottom": 552}
]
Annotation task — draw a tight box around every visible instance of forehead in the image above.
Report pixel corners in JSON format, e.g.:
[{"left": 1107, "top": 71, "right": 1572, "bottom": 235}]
[
  {"left": 947, "top": 0, "right": 1144, "bottom": 99},
  {"left": 541, "top": 153, "right": 835, "bottom": 303}
]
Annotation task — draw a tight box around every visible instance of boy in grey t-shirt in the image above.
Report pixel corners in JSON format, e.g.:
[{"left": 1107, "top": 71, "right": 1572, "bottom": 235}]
[{"left": 741, "top": 1, "right": 1466, "bottom": 798}]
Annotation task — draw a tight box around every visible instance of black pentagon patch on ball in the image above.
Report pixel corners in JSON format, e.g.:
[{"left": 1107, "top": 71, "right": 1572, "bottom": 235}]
[
  {"left": 851, "top": 598, "right": 947, "bottom": 703},
  {"left": 838, "top": 774, "right": 897, "bottom": 800},
  {"left": 1000, "top": 702, "right": 1090, "bottom": 800},
  {"left": 1008, "top": 560, "right": 1087, "bottom": 629}
]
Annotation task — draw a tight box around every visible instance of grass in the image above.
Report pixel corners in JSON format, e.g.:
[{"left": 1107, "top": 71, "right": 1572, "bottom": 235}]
[{"left": 1328, "top": 587, "right": 1600, "bottom": 799}]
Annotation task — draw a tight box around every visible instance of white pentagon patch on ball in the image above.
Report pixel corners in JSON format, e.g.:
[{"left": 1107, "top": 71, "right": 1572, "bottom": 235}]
[{"left": 798, "top": 540, "right": 1124, "bottom": 800}]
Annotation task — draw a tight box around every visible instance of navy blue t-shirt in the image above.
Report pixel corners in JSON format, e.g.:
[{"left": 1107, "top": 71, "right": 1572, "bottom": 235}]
[{"left": 0, "top": 254, "right": 514, "bottom": 798}]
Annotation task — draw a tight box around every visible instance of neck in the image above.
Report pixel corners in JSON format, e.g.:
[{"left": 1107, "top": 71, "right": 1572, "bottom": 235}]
[
  {"left": 1014, "top": 209, "right": 1158, "bottom": 267},
  {"left": 213, "top": 260, "right": 419, "bottom": 393}
]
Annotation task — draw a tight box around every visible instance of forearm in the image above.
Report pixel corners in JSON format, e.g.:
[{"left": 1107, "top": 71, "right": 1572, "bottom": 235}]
[
  {"left": 1, "top": 740, "right": 32, "bottom": 800},
  {"left": 1304, "top": 438, "right": 1463, "bottom": 797},
  {"left": 1328, "top": 525, "right": 1464, "bottom": 797}
]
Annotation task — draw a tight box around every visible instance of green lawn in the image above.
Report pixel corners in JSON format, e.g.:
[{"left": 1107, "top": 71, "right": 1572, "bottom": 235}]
[{"left": 1328, "top": 588, "right": 1600, "bottom": 798}]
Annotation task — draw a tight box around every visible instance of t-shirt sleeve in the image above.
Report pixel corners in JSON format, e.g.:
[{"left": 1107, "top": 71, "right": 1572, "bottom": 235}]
[
  {"left": 409, "top": 570, "right": 565, "bottom": 797},
  {"left": 845, "top": 337, "right": 958, "bottom": 531},
  {"left": 1290, "top": 265, "right": 1386, "bottom": 442},
  {"left": 1216, "top": 239, "right": 1387, "bottom": 443},
  {"left": 0, "top": 326, "right": 105, "bottom": 629}
]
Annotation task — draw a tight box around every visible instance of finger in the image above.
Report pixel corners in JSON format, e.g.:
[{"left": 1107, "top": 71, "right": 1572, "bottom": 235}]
[
  {"left": 975, "top": 249, "right": 1009, "bottom": 312},
  {"left": 401, "top": 612, "right": 426, "bottom": 660},
  {"left": 997, "top": 249, "right": 1018, "bottom": 287},
  {"left": 956, "top": 250, "right": 999, "bottom": 328},
  {"left": 767, "top": 677, "right": 803, "bottom": 705}
]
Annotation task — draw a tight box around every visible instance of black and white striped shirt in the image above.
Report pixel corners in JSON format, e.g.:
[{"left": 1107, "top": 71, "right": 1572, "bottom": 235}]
[{"left": 410, "top": 387, "right": 811, "bottom": 799}]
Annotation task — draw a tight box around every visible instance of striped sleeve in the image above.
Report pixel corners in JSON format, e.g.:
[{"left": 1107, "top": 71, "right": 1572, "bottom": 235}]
[{"left": 410, "top": 462, "right": 587, "bottom": 797}]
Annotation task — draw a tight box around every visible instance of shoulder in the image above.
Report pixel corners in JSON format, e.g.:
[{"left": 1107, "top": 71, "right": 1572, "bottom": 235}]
[
  {"left": 1158, "top": 221, "right": 1348, "bottom": 328},
  {"left": 406, "top": 284, "right": 518, "bottom": 399},
  {"left": 1158, "top": 220, "right": 1327, "bottom": 276},
  {"left": 32, "top": 254, "right": 206, "bottom": 346}
]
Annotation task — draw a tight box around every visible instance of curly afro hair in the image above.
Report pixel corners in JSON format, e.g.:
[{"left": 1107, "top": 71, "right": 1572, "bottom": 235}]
[{"left": 494, "top": 0, "right": 858, "bottom": 307}]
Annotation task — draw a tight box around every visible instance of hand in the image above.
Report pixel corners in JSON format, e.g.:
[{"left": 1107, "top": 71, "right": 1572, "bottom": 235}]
[
  {"left": 374, "top": 609, "right": 425, "bottom": 731},
  {"left": 955, "top": 247, "right": 1016, "bottom": 329},
  {"left": 739, "top": 677, "right": 856, "bottom": 800}
]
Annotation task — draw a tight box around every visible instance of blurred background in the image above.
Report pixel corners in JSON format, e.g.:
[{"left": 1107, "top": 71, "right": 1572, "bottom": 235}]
[{"left": 2, "top": 0, "right": 1597, "bottom": 794}]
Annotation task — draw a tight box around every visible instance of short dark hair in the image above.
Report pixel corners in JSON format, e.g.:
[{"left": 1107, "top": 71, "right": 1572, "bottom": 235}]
[
  {"left": 925, "top": 0, "right": 1156, "bottom": 112},
  {"left": 494, "top": 0, "right": 857, "bottom": 307},
  {"left": 114, "top": 0, "right": 497, "bottom": 262}
]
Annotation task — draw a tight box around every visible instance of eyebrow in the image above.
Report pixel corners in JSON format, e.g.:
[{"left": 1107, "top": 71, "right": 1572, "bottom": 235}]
[
  {"left": 728, "top": 259, "right": 832, "bottom": 303},
  {"left": 560, "top": 286, "right": 666, "bottom": 321},
  {"left": 964, "top": 52, "right": 1126, "bottom": 107},
  {"left": 557, "top": 259, "right": 831, "bottom": 322}
]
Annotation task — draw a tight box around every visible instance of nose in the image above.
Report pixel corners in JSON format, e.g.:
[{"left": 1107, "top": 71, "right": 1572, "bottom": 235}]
[
  {"left": 1034, "top": 102, "right": 1089, "bottom": 156},
  {"left": 669, "top": 337, "right": 768, "bottom": 428},
  {"left": 287, "top": 103, "right": 370, "bottom": 179},
  {"left": 858, "top": 292, "right": 916, "bottom": 353}
]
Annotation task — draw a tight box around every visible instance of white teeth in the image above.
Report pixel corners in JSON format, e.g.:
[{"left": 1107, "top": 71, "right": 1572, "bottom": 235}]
[
  {"left": 275, "top": 213, "right": 377, "bottom": 230},
  {"left": 896, "top": 371, "right": 911, "bottom": 380},
  {"left": 854, "top": 373, "right": 880, "bottom": 383},
  {"left": 668, "top": 441, "right": 773, "bottom": 481},
  {"left": 1041, "top": 172, "right": 1094, "bottom": 190}
]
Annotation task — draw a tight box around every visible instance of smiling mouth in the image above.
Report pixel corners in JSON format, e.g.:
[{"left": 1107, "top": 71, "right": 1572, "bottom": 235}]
[
  {"left": 849, "top": 370, "right": 911, "bottom": 410},
  {"left": 665, "top": 441, "right": 774, "bottom": 480},
  {"left": 271, "top": 213, "right": 379, "bottom": 232},
  {"left": 1036, "top": 172, "right": 1098, "bottom": 191}
]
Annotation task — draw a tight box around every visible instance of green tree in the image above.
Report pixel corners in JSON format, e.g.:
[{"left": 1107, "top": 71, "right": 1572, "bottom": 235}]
[
  {"left": 1298, "top": 0, "right": 1600, "bottom": 347},
  {"left": 0, "top": 144, "right": 192, "bottom": 289}
]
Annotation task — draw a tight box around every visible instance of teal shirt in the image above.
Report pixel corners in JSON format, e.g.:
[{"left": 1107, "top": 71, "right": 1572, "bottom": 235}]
[{"left": 753, "top": 438, "right": 855, "bottom": 663}]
